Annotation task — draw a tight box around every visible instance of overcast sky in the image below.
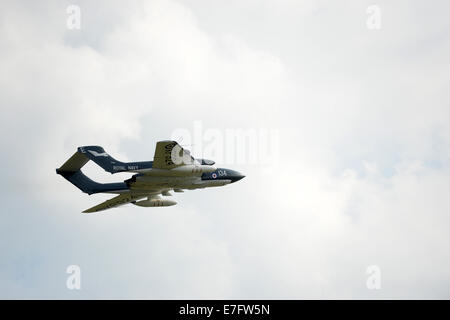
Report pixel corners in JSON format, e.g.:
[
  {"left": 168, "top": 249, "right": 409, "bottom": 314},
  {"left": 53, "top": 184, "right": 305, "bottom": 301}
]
[{"left": 1, "top": 0, "right": 450, "bottom": 299}]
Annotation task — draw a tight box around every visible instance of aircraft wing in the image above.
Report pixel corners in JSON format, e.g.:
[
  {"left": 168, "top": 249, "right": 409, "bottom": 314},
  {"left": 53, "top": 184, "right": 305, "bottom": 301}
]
[
  {"left": 83, "top": 193, "right": 147, "bottom": 213},
  {"left": 152, "top": 140, "right": 195, "bottom": 169}
]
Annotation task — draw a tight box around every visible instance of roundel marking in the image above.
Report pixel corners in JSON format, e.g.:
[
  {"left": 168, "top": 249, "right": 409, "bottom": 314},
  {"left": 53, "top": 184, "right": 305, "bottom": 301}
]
[{"left": 212, "top": 173, "right": 217, "bottom": 179}]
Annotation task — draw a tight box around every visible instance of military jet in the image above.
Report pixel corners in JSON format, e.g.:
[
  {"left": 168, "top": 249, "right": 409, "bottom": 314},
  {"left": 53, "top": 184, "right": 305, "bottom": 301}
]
[{"left": 56, "top": 141, "right": 245, "bottom": 213}]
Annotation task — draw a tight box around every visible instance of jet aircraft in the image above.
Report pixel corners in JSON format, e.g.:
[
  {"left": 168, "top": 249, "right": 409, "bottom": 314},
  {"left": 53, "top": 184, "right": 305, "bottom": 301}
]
[{"left": 56, "top": 141, "right": 245, "bottom": 213}]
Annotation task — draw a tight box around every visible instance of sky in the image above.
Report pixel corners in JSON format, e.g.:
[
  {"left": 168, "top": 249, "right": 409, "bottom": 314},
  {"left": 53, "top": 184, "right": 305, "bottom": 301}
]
[{"left": 1, "top": 0, "right": 450, "bottom": 299}]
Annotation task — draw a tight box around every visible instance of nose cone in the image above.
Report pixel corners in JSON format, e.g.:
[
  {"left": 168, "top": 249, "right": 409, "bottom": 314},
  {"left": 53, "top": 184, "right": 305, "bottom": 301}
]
[
  {"left": 230, "top": 174, "right": 245, "bottom": 183},
  {"left": 203, "top": 168, "right": 245, "bottom": 183}
]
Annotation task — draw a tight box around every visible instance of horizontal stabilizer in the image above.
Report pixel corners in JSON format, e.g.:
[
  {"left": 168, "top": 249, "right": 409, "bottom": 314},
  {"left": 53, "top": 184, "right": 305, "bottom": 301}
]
[{"left": 57, "top": 152, "right": 89, "bottom": 173}]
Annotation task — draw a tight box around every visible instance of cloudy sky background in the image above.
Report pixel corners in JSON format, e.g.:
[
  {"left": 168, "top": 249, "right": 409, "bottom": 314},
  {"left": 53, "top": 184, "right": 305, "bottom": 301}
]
[{"left": 1, "top": 0, "right": 450, "bottom": 298}]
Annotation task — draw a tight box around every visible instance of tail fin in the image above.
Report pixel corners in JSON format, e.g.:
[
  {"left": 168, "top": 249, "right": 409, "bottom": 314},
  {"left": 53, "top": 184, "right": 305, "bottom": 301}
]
[
  {"left": 56, "top": 148, "right": 128, "bottom": 195},
  {"left": 78, "top": 146, "right": 128, "bottom": 174}
]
